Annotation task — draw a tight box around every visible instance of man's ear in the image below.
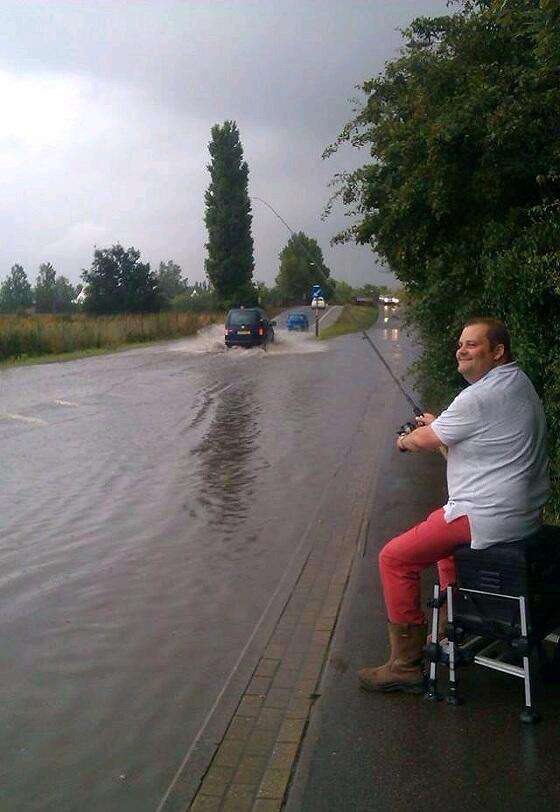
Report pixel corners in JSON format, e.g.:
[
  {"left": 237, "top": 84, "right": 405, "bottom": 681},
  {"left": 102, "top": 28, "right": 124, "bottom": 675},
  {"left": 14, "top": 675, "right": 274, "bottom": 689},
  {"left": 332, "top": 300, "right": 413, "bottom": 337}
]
[{"left": 494, "top": 343, "right": 505, "bottom": 360}]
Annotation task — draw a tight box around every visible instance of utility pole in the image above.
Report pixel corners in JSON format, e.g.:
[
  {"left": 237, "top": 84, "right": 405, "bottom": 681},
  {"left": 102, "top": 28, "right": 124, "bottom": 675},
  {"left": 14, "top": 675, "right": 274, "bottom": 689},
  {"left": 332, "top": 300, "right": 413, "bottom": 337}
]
[{"left": 313, "top": 300, "right": 319, "bottom": 337}]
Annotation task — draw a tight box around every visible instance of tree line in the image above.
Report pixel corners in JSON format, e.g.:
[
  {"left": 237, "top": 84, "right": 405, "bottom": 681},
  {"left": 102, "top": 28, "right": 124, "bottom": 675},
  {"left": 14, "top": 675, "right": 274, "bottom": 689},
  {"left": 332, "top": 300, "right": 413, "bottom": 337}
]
[
  {"left": 0, "top": 254, "right": 197, "bottom": 315},
  {"left": 325, "top": 0, "right": 560, "bottom": 519},
  {"left": 0, "top": 234, "right": 381, "bottom": 316},
  {"left": 1, "top": 118, "right": 383, "bottom": 317},
  {"left": 1, "top": 117, "right": 389, "bottom": 318}
]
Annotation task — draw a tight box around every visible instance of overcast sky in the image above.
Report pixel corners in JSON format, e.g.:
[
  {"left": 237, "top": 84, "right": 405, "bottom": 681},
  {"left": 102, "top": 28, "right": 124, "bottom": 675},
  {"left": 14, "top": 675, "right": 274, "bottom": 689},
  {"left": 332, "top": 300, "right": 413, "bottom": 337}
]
[{"left": 1, "top": 0, "right": 451, "bottom": 289}]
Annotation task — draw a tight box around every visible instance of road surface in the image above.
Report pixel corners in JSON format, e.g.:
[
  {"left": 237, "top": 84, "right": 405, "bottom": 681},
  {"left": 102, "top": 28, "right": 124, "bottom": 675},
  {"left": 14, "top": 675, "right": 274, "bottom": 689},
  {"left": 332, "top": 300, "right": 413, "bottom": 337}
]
[{"left": 0, "top": 307, "right": 410, "bottom": 810}]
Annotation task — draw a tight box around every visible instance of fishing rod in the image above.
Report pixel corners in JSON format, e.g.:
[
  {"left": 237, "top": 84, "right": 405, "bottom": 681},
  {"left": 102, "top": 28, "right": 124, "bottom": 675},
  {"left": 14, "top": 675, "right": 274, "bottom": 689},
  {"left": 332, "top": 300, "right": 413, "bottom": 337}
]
[
  {"left": 346, "top": 308, "right": 451, "bottom": 460},
  {"left": 347, "top": 307, "right": 424, "bottom": 417}
]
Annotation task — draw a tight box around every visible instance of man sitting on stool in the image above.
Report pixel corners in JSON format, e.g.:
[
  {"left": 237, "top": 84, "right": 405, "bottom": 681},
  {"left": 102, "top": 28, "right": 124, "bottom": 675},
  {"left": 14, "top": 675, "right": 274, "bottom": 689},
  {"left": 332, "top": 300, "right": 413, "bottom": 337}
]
[{"left": 359, "top": 317, "right": 550, "bottom": 694}]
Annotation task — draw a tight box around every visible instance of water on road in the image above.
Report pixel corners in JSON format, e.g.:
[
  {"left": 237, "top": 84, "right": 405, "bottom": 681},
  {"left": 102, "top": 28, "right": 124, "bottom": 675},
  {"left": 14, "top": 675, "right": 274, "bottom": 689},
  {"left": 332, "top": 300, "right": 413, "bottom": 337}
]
[{"left": 0, "top": 313, "right": 406, "bottom": 810}]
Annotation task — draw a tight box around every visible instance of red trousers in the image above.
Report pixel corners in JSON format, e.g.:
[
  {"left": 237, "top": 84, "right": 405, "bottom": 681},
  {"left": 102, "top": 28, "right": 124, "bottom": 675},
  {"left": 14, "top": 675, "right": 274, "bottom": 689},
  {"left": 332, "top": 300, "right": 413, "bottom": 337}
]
[{"left": 379, "top": 508, "right": 471, "bottom": 625}]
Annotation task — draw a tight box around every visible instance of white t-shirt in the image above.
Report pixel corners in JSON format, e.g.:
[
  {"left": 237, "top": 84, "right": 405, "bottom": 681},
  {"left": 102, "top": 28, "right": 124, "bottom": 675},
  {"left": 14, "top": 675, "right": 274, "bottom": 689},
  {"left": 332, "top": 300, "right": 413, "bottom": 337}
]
[{"left": 431, "top": 362, "right": 550, "bottom": 549}]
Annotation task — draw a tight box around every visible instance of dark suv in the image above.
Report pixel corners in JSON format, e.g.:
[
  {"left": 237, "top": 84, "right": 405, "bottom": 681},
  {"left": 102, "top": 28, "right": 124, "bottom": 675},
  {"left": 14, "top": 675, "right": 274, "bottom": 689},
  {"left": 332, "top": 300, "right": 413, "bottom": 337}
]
[{"left": 224, "top": 307, "right": 276, "bottom": 349}]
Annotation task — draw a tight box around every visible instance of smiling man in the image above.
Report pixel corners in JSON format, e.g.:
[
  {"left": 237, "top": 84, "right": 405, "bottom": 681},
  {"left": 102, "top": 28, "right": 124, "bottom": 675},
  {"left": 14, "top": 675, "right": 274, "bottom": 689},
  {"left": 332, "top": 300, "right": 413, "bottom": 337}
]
[{"left": 359, "top": 317, "right": 550, "bottom": 694}]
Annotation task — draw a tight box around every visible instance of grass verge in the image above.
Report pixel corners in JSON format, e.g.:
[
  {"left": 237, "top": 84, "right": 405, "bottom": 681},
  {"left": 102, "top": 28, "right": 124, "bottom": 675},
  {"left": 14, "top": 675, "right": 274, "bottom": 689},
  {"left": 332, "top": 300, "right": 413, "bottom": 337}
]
[
  {"left": 319, "top": 305, "right": 379, "bottom": 340},
  {"left": 0, "top": 312, "right": 222, "bottom": 367}
]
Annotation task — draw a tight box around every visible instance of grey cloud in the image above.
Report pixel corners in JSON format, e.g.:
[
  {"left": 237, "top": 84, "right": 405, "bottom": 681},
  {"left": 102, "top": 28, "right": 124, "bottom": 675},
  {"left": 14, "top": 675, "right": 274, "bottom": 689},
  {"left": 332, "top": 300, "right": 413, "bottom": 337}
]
[{"left": 1, "top": 0, "right": 450, "bottom": 287}]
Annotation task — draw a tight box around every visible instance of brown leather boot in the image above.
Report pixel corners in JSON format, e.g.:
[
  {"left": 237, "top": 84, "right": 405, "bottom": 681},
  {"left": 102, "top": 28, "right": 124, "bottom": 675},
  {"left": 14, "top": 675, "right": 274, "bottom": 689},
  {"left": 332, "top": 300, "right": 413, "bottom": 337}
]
[{"left": 358, "top": 622, "right": 426, "bottom": 694}]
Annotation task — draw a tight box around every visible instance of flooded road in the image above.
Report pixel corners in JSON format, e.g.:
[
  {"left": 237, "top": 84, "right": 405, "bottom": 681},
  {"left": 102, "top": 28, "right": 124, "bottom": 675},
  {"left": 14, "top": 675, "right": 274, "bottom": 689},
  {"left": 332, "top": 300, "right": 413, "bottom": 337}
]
[{"left": 0, "top": 310, "right": 407, "bottom": 810}]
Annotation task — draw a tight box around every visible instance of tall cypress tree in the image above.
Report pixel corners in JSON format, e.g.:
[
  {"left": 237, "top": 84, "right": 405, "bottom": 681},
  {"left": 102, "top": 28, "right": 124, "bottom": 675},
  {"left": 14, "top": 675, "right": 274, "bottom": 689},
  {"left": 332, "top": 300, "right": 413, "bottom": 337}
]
[{"left": 204, "top": 121, "right": 255, "bottom": 306}]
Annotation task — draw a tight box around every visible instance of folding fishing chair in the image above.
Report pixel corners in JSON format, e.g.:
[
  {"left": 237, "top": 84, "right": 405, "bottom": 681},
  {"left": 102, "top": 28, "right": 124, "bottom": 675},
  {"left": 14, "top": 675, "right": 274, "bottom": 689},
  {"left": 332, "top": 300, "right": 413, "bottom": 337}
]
[{"left": 424, "top": 524, "right": 560, "bottom": 723}]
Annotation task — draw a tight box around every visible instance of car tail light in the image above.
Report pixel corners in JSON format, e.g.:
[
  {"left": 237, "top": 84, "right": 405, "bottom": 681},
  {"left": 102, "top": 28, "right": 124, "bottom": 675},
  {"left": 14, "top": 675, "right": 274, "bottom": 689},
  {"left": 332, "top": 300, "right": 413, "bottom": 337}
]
[{"left": 258, "top": 326, "right": 264, "bottom": 336}]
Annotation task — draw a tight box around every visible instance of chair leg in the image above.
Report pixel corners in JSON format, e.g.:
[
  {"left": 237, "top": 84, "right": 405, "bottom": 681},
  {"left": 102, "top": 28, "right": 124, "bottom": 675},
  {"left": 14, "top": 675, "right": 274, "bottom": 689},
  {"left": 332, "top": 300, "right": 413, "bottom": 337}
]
[
  {"left": 446, "top": 585, "right": 463, "bottom": 705},
  {"left": 425, "top": 583, "right": 443, "bottom": 702},
  {"left": 520, "top": 654, "right": 540, "bottom": 724},
  {"left": 518, "top": 596, "right": 540, "bottom": 724}
]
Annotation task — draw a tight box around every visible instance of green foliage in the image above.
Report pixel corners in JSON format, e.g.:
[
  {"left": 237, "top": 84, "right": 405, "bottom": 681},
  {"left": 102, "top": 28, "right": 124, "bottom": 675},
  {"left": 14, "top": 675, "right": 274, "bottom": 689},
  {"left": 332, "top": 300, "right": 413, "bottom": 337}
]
[
  {"left": 0, "top": 264, "right": 33, "bottom": 313},
  {"left": 35, "top": 263, "right": 56, "bottom": 312},
  {"left": 82, "top": 244, "right": 161, "bottom": 314},
  {"left": 252, "top": 281, "right": 281, "bottom": 309},
  {"left": 53, "top": 276, "right": 78, "bottom": 314},
  {"left": 171, "top": 281, "right": 220, "bottom": 313},
  {"left": 275, "top": 232, "right": 334, "bottom": 304},
  {"left": 360, "top": 283, "right": 382, "bottom": 299},
  {"left": 35, "top": 263, "right": 76, "bottom": 313},
  {"left": 204, "top": 121, "right": 256, "bottom": 307},
  {"left": 328, "top": 280, "right": 380, "bottom": 304},
  {"left": 156, "top": 260, "right": 188, "bottom": 307},
  {"left": 327, "top": 0, "right": 560, "bottom": 520},
  {"left": 331, "top": 280, "right": 354, "bottom": 304}
]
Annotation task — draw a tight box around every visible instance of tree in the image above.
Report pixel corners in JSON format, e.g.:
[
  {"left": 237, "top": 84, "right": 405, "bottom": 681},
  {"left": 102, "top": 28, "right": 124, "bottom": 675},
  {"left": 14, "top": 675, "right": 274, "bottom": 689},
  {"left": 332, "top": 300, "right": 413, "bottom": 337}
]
[
  {"left": 171, "top": 281, "right": 219, "bottom": 313},
  {"left": 275, "top": 232, "right": 334, "bottom": 304},
  {"left": 331, "top": 279, "right": 355, "bottom": 304},
  {"left": 53, "top": 276, "right": 77, "bottom": 314},
  {"left": 82, "top": 244, "right": 161, "bottom": 314},
  {"left": 156, "top": 260, "right": 188, "bottom": 307},
  {"left": 326, "top": 0, "right": 560, "bottom": 518},
  {"left": 0, "top": 264, "right": 33, "bottom": 313},
  {"left": 35, "top": 263, "right": 77, "bottom": 313},
  {"left": 360, "top": 283, "right": 381, "bottom": 299},
  {"left": 204, "top": 121, "right": 255, "bottom": 305},
  {"left": 35, "top": 262, "right": 57, "bottom": 313}
]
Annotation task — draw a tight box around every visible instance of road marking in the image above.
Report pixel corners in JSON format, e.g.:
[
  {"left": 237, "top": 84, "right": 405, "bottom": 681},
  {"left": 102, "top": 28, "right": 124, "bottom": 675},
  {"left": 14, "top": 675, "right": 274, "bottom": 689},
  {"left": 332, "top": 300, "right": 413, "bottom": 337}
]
[
  {"left": 55, "top": 400, "right": 79, "bottom": 407},
  {"left": 3, "top": 413, "right": 47, "bottom": 426}
]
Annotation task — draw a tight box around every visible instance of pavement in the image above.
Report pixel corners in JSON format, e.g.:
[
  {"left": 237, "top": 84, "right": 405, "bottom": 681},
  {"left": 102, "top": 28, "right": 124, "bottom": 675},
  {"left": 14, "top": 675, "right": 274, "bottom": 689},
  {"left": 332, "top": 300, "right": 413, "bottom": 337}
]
[
  {"left": 285, "top": 421, "right": 560, "bottom": 810},
  {"left": 183, "top": 313, "right": 560, "bottom": 812}
]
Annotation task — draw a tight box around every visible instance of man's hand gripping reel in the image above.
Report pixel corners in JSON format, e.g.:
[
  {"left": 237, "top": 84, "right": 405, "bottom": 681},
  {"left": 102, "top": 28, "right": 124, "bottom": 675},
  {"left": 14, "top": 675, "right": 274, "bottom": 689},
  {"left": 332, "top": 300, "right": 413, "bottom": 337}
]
[{"left": 396, "top": 407, "right": 424, "bottom": 453}]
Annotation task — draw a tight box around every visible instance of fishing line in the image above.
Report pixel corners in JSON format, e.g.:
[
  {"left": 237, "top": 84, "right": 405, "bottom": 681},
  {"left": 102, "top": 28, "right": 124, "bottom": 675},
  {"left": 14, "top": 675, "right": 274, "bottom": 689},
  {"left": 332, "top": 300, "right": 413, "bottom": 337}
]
[
  {"left": 251, "top": 195, "right": 424, "bottom": 416},
  {"left": 346, "top": 308, "right": 424, "bottom": 416}
]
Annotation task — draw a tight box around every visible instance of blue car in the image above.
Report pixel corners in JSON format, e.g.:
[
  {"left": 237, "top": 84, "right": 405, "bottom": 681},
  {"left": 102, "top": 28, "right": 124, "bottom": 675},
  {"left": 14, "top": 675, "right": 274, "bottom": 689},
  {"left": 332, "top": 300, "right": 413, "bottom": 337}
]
[{"left": 286, "top": 312, "right": 309, "bottom": 332}]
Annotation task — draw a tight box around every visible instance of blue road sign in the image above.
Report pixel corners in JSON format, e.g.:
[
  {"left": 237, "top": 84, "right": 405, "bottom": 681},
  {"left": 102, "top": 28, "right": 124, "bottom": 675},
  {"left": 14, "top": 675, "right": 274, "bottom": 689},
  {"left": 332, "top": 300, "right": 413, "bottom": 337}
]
[{"left": 311, "top": 284, "right": 323, "bottom": 299}]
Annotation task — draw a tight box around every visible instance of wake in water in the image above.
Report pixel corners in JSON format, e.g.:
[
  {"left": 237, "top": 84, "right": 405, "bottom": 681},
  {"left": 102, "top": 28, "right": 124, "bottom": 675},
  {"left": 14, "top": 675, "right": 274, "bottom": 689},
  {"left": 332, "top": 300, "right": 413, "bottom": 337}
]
[{"left": 169, "top": 324, "right": 328, "bottom": 357}]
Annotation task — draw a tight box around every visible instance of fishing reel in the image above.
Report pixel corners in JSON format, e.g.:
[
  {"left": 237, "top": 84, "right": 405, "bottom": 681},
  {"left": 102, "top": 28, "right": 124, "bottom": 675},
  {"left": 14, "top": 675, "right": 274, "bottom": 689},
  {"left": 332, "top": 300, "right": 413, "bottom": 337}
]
[
  {"left": 397, "top": 420, "right": 416, "bottom": 438},
  {"left": 397, "top": 407, "right": 424, "bottom": 437},
  {"left": 396, "top": 412, "right": 422, "bottom": 452}
]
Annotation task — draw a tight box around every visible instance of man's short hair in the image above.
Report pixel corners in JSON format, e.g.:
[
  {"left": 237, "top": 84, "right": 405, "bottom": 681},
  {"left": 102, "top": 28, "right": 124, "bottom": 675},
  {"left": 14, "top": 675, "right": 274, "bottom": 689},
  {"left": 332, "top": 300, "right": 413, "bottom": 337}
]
[{"left": 464, "top": 317, "right": 512, "bottom": 360}]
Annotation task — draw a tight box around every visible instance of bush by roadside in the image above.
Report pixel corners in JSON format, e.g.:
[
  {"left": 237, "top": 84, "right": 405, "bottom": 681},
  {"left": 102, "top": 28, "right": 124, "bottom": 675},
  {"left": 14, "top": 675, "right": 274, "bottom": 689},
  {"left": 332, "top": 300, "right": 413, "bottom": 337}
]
[{"left": 326, "top": 3, "right": 560, "bottom": 523}]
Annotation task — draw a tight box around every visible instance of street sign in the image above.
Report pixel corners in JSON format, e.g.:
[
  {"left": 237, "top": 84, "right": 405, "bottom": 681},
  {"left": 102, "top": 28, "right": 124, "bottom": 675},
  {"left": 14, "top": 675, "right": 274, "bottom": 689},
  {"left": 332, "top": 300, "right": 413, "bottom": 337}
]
[{"left": 311, "top": 285, "right": 323, "bottom": 306}]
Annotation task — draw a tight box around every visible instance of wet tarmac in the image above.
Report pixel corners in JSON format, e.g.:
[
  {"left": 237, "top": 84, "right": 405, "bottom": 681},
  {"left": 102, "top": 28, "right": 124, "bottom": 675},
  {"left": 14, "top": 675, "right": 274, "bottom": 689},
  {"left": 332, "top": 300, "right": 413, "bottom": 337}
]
[{"left": 0, "top": 311, "right": 410, "bottom": 811}]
